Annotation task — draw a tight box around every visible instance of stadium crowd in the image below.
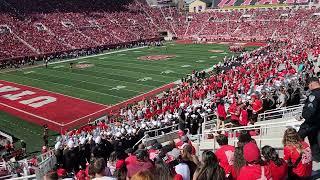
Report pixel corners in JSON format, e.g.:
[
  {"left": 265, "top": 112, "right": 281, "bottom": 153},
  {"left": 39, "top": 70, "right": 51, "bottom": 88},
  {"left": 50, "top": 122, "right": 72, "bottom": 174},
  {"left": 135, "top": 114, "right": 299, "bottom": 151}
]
[
  {"left": 43, "top": 36, "right": 320, "bottom": 179},
  {"left": 1, "top": 0, "right": 320, "bottom": 179}
]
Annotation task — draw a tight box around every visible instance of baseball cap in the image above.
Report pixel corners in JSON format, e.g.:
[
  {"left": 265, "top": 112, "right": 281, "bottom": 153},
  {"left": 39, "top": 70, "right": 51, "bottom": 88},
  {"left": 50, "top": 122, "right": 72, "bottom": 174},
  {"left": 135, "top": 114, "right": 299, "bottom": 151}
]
[
  {"left": 243, "top": 142, "right": 260, "bottom": 163},
  {"left": 306, "top": 77, "right": 319, "bottom": 85}
]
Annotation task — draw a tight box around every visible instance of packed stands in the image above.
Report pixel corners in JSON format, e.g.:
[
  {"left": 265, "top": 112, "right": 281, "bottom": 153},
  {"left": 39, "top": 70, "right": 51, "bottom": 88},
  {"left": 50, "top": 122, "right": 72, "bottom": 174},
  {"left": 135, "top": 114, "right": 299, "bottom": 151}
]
[{"left": 1, "top": 0, "right": 320, "bottom": 179}]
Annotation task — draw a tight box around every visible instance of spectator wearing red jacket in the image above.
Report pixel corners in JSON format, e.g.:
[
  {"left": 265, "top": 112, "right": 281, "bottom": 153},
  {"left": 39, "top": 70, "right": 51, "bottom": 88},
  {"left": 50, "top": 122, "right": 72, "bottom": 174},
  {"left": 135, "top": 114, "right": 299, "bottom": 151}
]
[
  {"left": 238, "top": 142, "right": 272, "bottom": 180},
  {"left": 239, "top": 104, "right": 249, "bottom": 126},
  {"left": 215, "top": 134, "right": 235, "bottom": 178},
  {"left": 283, "top": 128, "right": 312, "bottom": 179},
  {"left": 229, "top": 99, "right": 241, "bottom": 126},
  {"left": 216, "top": 99, "right": 227, "bottom": 130},
  {"left": 262, "top": 145, "right": 288, "bottom": 180},
  {"left": 251, "top": 94, "right": 263, "bottom": 123}
]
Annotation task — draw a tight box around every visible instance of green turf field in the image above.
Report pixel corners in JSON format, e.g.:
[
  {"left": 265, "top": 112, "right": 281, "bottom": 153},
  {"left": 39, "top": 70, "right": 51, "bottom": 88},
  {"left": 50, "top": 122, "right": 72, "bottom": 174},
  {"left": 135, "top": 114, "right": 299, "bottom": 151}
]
[{"left": 0, "top": 43, "right": 258, "bottom": 154}]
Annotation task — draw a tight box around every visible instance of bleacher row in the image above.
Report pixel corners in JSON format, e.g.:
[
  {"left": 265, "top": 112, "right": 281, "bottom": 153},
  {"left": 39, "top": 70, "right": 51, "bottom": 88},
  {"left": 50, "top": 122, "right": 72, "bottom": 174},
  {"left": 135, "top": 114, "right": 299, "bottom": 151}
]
[{"left": 1, "top": 1, "right": 320, "bottom": 61}]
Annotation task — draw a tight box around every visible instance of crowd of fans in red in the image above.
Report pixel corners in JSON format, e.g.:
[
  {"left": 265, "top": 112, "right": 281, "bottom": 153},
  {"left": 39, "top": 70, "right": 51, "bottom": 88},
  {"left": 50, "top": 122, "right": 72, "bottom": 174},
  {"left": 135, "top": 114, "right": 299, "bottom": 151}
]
[
  {"left": 1, "top": 0, "right": 320, "bottom": 62},
  {"left": 1, "top": 0, "right": 320, "bottom": 179}
]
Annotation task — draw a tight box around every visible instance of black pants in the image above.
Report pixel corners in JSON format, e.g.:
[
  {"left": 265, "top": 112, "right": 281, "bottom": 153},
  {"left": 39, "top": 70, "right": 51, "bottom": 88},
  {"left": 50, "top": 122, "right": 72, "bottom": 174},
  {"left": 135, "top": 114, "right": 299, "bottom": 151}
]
[{"left": 298, "top": 123, "right": 320, "bottom": 162}]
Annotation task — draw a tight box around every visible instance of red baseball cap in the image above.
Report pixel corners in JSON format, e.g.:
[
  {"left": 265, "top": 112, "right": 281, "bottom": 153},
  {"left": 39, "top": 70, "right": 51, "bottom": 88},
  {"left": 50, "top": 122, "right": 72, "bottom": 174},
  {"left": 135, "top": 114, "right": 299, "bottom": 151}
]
[{"left": 243, "top": 142, "right": 260, "bottom": 163}]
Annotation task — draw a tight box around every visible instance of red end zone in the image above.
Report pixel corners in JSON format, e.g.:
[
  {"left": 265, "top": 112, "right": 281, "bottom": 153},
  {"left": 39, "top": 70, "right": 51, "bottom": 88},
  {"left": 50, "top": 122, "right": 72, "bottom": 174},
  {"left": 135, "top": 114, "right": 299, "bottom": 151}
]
[{"left": 0, "top": 80, "right": 108, "bottom": 132}]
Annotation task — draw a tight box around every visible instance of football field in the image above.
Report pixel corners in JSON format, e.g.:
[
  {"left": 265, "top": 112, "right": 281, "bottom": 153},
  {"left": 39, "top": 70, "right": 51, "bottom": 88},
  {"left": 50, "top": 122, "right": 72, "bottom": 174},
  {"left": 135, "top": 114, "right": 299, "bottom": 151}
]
[{"left": 0, "top": 42, "right": 259, "bottom": 152}]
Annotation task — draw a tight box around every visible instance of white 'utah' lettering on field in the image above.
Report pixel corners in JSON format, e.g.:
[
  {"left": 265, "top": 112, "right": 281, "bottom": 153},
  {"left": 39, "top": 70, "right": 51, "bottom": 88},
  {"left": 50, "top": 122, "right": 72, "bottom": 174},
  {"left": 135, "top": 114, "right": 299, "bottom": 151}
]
[{"left": 0, "top": 84, "right": 56, "bottom": 108}]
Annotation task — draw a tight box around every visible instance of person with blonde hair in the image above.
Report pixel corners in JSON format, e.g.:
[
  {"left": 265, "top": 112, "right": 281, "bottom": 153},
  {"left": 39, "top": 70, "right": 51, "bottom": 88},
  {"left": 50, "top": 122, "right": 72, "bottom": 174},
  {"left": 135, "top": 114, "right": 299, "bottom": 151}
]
[
  {"left": 282, "top": 128, "right": 312, "bottom": 179},
  {"left": 131, "top": 170, "right": 154, "bottom": 180}
]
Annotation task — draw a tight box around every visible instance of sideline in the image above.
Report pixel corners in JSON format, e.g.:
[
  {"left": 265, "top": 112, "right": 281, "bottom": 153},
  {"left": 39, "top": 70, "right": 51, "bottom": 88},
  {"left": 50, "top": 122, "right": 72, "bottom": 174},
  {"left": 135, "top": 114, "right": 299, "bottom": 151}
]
[{"left": 0, "top": 46, "right": 147, "bottom": 73}]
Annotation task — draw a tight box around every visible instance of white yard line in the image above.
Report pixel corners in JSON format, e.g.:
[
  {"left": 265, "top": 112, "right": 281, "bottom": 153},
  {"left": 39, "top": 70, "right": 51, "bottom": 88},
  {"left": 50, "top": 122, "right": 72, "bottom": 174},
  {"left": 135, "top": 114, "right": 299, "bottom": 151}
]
[
  {"left": 1, "top": 80, "right": 114, "bottom": 106},
  {"left": 40, "top": 68, "right": 157, "bottom": 88},
  {"left": 29, "top": 71, "right": 141, "bottom": 93},
  {"left": 0, "top": 102, "right": 62, "bottom": 126},
  {"left": 5, "top": 75, "right": 127, "bottom": 100}
]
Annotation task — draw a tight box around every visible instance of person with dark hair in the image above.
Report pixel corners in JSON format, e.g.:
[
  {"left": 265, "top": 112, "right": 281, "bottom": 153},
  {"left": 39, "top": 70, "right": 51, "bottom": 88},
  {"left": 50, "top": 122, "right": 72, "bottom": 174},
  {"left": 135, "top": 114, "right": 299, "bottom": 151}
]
[
  {"left": 176, "top": 136, "right": 196, "bottom": 155},
  {"left": 154, "top": 159, "right": 174, "bottom": 180},
  {"left": 233, "top": 147, "right": 246, "bottom": 179},
  {"left": 237, "top": 130, "right": 255, "bottom": 147},
  {"left": 92, "top": 158, "right": 115, "bottom": 180},
  {"left": 215, "top": 134, "right": 235, "bottom": 178},
  {"left": 238, "top": 142, "right": 272, "bottom": 180},
  {"left": 126, "top": 149, "right": 154, "bottom": 178},
  {"left": 125, "top": 148, "right": 137, "bottom": 166},
  {"left": 193, "top": 150, "right": 225, "bottom": 180},
  {"left": 262, "top": 145, "right": 288, "bottom": 180},
  {"left": 181, "top": 144, "right": 199, "bottom": 178},
  {"left": 216, "top": 98, "right": 227, "bottom": 130},
  {"left": 283, "top": 128, "right": 312, "bottom": 179},
  {"left": 113, "top": 162, "right": 127, "bottom": 180},
  {"left": 107, "top": 151, "right": 117, "bottom": 175}
]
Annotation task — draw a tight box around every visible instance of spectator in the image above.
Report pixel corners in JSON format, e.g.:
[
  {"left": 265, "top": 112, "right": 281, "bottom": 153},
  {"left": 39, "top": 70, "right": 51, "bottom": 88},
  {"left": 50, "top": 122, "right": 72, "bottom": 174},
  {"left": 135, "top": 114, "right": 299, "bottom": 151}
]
[
  {"left": 193, "top": 150, "right": 225, "bottom": 180},
  {"left": 127, "top": 149, "right": 154, "bottom": 178},
  {"left": 131, "top": 170, "right": 154, "bottom": 180},
  {"left": 154, "top": 158, "right": 173, "bottom": 180},
  {"left": 125, "top": 148, "right": 136, "bottom": 165},
  {"left": 175, "top": 156, "right": 191, "bottom": 180},
  {"left": 238, "top": 142, "right": 272, "bottom": 180},
  {"left": 299, "top": 77, "right": 320, "bottom": 162},
  {"left": 181, "top": 144, "right": 199, "bottom": 178},
  {"left": 277, "top": 88, "right": 287, "bottom": 108},
  {"left": 215, "top": 134, "right": 235, "bottom": 178},
  {"left": 92, "top": 158, "right": 116, "bottom": 180},
  {"left": 262, "top": 145, "right": 288, "bottom": 180},
  {"left": 233, "top": 147, "right": 246, "bottom": 179},
  {"left": 20, "top": 140, "right": 26, "bottom": 156},
  {"left": 283, "top": 128, "right": 312, "bottom": 179},
  {"left": 216, "top": 98, "right": 227, "bottom": 129},
  {"left": 113, "top": 162, "right": 127, "bottom": 180},
  {"left": 107, "top": 152, "right": 117, "bottom": 175}
]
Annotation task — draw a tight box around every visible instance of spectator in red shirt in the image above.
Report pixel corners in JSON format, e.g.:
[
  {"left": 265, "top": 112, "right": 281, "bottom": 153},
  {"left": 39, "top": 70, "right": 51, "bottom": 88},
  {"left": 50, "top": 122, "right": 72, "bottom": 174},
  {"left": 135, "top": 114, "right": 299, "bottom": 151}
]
[
  {"left": 238, "top": 142, "right": 272, "bottom": 180},
  {"left": 215, "top": 134, "right": 235, "bottom": 178},
  {"left": 125, "top": 148, "right": 136, "bottom": 165},
  {"left": 239, "top": 104, "right": 249, "bottom": 126},
  {"left": 126, "top": 149, "right": 154, "bottom": 178},
  {"left": 229, "top": 99, "right": 241, "bottom": 126},
  {"left": 216, "top": 99, "right": 227, "bottom": 130},
  {"left": 251, "top": 94, "right": 263, "bottom": 123},
  {"left": 282, "top": 128, "right": 312, "bottom": 179},
  {"left": 176, "top": 136, "right": 196, "bottom": 155},
  {"left": 262, "top": 145, "right": 288, "bottom": 180}
]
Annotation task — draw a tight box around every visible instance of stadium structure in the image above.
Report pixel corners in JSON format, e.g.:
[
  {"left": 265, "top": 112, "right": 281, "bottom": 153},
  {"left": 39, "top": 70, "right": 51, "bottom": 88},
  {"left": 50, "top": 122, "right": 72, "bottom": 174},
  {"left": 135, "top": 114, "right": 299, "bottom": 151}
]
[{"left": 0, "top": 0, "right": 320, "bottom": 179}]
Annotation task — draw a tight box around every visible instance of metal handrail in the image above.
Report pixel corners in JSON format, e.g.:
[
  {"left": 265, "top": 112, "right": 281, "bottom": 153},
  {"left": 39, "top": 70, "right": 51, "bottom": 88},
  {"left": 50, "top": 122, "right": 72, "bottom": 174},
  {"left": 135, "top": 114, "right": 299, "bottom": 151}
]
[
  {"left": 201, "top": 120, "right": 303, "bottom": 151},
  {"left": 204, "top": 119, "right": 302, "bottom": 134},
  {"left": 133, "top": 134, "right": 147, "bottom": 149},
  {"left": 258, "top": 104, "right": 303, "bottom": 121},
  {"left": 143, "top": 124, "right": 179, "bottom": 137},
  {"left": 263, "top": 104, "right": 303, "bottom": 113}
]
